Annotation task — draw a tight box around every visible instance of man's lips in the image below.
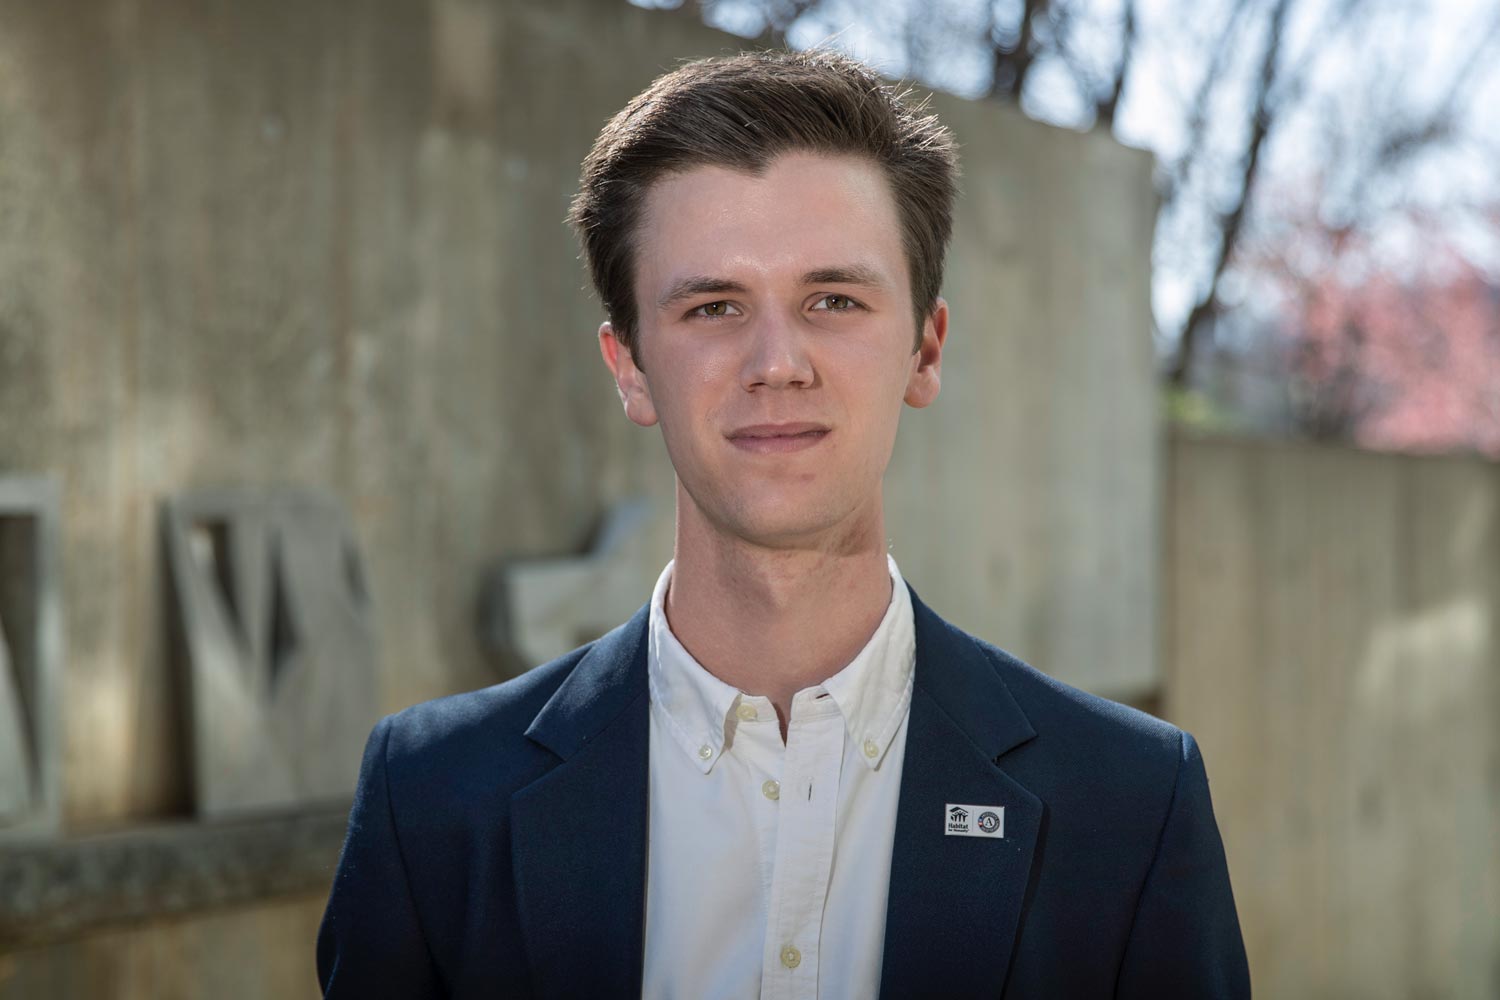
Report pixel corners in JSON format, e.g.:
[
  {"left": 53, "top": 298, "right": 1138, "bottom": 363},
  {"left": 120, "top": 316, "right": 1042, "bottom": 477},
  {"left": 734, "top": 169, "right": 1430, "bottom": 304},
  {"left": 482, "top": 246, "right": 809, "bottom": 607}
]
[{"left": 726, "top": 422, "right": 831, "bottom": 454}]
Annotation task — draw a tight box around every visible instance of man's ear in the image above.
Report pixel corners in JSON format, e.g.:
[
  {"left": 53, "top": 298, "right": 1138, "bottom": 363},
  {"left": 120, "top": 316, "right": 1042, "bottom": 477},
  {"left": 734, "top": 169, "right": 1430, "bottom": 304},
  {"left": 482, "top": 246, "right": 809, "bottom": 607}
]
[
  {"left": 904, "top": 297, "right": 947, "bottom": 409},
  {"left": 598, "top": 321, "right": 659, "bottom": 427}
]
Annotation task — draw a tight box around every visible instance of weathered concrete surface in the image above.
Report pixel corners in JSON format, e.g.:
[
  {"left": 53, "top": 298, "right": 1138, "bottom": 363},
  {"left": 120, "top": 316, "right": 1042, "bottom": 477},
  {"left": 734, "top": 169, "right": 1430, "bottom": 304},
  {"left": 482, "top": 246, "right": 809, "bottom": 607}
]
[
  {"left": 0, "top": 810, "right": 345, "bottom": 952},
  {"left": 162, "top": 489, "right": 379, "bottom": 817},
  {"left": 1165, "top": 431, "right": 1500, "bottom": 1000},
  {"left": 0, "top": 890, "right": 329, "bottom": 1000},
  {"left": 0, "top": 478, "right": 63, "bottom": 838}
]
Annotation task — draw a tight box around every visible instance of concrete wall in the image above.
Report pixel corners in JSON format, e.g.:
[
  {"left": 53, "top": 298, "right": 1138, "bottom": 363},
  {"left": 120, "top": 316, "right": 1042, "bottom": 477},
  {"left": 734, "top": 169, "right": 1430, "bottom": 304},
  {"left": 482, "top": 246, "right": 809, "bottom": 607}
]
[{"left": 1165, "top": 431, "right": 1500, "bottom": 999}]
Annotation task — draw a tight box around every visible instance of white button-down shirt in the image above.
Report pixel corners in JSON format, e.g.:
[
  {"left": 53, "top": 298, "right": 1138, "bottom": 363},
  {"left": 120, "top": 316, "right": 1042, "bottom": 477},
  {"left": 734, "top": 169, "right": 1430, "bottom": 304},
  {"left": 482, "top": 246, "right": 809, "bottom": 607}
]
[{"left": 641, "top": 556, "right": 916, "bottom": 1000}]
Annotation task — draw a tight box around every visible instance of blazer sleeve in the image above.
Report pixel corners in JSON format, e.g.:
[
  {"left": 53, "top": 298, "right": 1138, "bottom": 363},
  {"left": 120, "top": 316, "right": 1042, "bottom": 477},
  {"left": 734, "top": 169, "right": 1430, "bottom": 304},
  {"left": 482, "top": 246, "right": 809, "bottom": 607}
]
[
  {"left": 317, "top": 715, "right": 445, "bottom": 998},
  {"left": 1114, "top": 729, "right": 1252, "bottom": 999}
]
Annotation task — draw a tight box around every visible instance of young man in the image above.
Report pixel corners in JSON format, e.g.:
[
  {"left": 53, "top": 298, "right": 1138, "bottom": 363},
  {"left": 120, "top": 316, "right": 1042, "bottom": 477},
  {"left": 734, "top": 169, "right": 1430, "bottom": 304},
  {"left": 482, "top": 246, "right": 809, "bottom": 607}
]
[{"left": 318, "top": 49, "right": 1250, "bottom": 999}]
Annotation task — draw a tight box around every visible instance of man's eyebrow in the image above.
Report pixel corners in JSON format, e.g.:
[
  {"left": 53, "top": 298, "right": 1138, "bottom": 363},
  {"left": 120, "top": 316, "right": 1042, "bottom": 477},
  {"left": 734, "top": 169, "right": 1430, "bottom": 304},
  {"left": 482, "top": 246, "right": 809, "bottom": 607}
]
[
  {"left": 657, "top": 276, "right": 750, "bottom": 309},
  {"left": 800, "top": 264, "right": 888, "bottom": 289}
]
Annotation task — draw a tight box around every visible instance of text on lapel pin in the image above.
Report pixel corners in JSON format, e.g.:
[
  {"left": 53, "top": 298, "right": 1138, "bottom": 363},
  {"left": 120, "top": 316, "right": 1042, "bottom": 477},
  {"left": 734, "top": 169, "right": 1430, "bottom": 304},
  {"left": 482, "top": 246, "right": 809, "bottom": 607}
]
[{"left": 944, "top": 803, "right": 1005, "bottom": 838}]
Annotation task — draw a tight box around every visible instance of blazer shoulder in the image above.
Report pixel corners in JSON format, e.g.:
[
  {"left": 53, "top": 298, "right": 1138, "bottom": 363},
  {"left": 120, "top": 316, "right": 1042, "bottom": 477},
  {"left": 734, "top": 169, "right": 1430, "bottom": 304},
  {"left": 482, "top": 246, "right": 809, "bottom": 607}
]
[
  {"left": 970, "top": 634, "right": 1188, "bottom": 780},
  {"left": 377, "top": 641, "right": 596, "bottom": 797}
]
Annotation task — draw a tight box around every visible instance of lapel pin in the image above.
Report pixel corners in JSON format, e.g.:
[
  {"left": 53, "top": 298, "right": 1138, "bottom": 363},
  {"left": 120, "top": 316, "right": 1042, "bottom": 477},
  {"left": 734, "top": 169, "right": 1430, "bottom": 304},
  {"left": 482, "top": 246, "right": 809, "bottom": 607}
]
[{"left": 945, "top": 803, "right": 1005, "bottom": 839}]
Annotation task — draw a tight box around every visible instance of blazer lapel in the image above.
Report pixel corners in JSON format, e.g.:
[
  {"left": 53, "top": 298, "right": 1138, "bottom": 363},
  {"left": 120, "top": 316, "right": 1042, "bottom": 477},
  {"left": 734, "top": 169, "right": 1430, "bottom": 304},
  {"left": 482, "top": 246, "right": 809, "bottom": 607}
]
[
  {"left": 879, "top": 590, "right": 1044, "bottom": 999},
  {"left": 510, "top": 607, "right": 651, "bottom": 999}
]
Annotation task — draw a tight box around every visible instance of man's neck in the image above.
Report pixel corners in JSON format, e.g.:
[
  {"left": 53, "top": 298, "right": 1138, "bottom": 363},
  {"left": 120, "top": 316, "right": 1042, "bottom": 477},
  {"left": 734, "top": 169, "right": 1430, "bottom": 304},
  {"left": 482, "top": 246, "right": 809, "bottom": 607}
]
[{"left": 663, "top": 487, "right": 894, "bottom": 740}]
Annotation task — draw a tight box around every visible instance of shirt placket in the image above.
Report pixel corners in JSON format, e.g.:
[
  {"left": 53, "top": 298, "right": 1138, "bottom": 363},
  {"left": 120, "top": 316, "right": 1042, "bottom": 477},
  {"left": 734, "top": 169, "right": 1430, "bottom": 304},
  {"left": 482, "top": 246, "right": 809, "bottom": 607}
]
[
  {"left": 760, "top": 694, "right": 845, "bottom": 1000},
  {"left": 732, "top": 695, "right": 787, "bottom": 905}
]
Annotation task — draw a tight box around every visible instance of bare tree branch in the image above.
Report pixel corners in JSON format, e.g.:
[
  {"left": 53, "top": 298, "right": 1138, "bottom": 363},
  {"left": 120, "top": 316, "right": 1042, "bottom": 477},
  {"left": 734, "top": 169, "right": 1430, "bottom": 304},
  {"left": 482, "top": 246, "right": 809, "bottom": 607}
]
[
  {"left": 765, "top": 0, "right": 818, "bottom": 35},
  {"left": 1044, "top": 0, "right": 1112, "bottom": 113},
  {"left": 1096, "top": 0, "right": 1138, "bottom": 127},
  {"left": 991, "top": 0, "right": 1050, "bottom": 99},
  {"left": 1159, "top": 0, "right": 1254, "bottom": 203},
  {"left": 1265, "top": 0, "right": 1368, "bottom": 112},
  {"left": 1366, "top": 6, "right": 1500, "bottom": 166},
  {"left": 1276, "top": 4, "right": 1500, "bottom": 302},
  {"left": 1168, "top": 0, "right": 1294, "bottom": 388}
]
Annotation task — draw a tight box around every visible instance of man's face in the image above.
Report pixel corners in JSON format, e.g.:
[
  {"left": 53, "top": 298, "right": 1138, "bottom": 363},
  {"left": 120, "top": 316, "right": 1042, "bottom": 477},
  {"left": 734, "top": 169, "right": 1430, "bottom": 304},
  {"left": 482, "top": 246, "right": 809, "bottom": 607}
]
[{"left": 599, "top": 151, "right": 947, "bottom": 550}]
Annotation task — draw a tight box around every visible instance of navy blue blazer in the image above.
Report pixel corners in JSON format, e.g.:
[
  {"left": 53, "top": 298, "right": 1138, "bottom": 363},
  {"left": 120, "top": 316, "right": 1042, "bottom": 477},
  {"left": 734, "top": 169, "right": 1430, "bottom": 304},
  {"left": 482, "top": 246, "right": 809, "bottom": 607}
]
[{"left": 318, "top": 587, "right": 1250, "bottom": 998}]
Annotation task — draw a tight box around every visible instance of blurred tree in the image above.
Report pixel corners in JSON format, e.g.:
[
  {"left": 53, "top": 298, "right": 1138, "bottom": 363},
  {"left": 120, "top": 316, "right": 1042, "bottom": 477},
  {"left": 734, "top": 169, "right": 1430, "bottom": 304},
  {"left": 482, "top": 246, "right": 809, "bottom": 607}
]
[
  {"left": 1225, "top": 195, "right": 1500, "bottom": 453},
  {"left": 633, "top": 0, "right": 1500, "bottom": 452}
]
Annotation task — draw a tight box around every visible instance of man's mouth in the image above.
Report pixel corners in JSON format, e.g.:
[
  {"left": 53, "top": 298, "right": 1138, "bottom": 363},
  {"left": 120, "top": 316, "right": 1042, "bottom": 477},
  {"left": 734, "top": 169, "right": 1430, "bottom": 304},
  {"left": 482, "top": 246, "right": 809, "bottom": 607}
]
[{"left": 726, "top": 422, "right": 831, "bottom": 454}]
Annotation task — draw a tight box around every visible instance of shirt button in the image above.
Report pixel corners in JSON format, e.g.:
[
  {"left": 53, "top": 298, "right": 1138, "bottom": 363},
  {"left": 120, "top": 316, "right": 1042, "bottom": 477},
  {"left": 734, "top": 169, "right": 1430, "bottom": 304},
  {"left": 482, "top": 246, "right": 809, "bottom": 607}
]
[
  {"left": 761, "top": 779, "right": 780, "bottom": 801},
  {"left": 697, "top": 744, "right": 713, "bottom": 761},
  {"left": 736, "top": 703, "right": 758, "bottom": 722},
  {"left": 780, "top": 945, "right": 801, "bottom": 969},
  {"left": 863, "top": 739, "right": 879, "bottom": 758}
]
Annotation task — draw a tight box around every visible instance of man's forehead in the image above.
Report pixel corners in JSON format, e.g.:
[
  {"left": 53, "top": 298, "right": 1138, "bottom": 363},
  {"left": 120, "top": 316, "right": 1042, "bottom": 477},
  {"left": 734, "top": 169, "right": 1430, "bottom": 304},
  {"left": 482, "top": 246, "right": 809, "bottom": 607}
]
[{"left": 635, "top": 152, "right": 906, "bottom": 295}]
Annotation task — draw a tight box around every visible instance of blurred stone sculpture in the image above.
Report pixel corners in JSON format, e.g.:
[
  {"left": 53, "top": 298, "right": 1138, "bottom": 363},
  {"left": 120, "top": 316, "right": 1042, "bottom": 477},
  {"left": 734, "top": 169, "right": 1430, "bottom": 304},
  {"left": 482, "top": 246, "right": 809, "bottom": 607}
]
[
  {"left": 0, "top": 616, "right": 27, "bottom": 818},
  {"left": 486, "top": 499, "right": 672, "bottom": 668},
  {"left": 0, "top": 477, "right": 63, "bottom": 838},
  {"left": 162, "top": 489, "right": 378, "bottom": 817}
]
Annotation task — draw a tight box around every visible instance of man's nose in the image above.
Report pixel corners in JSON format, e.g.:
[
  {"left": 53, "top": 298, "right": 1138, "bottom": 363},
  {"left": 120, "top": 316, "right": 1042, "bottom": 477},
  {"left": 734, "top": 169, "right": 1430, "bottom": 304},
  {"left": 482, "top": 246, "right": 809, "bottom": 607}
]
[{"left": 740, "top": 313, "right": 815, "bottom": 390}]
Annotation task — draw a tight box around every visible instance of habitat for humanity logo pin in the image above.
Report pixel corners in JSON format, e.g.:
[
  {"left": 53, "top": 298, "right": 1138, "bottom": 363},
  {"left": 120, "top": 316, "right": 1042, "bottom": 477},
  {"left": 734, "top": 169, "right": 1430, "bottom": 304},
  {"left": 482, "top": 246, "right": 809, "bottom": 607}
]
[{"left": 945, "top": 803, "right": 1005, "bottom": 839}]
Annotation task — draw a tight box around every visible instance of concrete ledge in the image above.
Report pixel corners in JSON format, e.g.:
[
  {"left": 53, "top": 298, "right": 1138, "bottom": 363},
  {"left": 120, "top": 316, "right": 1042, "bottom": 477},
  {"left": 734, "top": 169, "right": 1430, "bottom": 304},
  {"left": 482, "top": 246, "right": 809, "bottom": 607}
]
[{"left": 0, "top": 808, "right": 348, "bottom": 950}]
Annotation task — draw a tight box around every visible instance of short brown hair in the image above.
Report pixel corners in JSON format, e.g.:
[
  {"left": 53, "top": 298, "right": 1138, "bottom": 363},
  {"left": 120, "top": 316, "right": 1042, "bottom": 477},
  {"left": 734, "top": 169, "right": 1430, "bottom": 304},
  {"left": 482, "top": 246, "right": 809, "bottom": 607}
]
[{"left": 567, "top": 48, "right": 959, "bottom": 362}]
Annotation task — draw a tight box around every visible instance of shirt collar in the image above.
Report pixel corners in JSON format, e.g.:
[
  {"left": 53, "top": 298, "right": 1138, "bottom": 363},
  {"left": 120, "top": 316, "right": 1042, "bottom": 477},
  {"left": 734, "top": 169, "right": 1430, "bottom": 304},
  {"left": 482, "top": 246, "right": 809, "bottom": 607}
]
[{"left": 647, "top": 555, "right": 916, "bottom": 774}]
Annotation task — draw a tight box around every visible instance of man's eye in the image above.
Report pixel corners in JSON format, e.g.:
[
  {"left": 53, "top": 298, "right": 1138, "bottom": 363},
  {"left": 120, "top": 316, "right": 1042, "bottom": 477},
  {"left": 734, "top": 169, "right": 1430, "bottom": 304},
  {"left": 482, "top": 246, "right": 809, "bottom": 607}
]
[
  {"left": 691, "top": 301, "right": 736, "bottom": 318},
  {"left": 813, "top": 294, "right": 857, "bottom": 311}
]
